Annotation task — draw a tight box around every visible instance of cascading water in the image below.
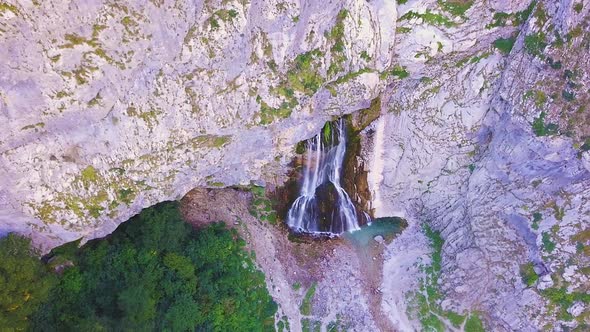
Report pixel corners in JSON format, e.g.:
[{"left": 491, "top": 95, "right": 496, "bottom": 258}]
[{"left": 287, "top": 119, "right": 365, "bottom": 235}]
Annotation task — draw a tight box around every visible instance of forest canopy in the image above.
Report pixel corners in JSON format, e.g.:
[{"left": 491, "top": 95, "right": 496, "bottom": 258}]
[{"left": 0, "top": 202, "right": 277, "bottom": 331}]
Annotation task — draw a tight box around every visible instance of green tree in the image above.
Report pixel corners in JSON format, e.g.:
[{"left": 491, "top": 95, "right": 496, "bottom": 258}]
[
  {"left": 0, "top": 233, "right": 55, "bottom": 330},
  {"left": 32, "top": 202, "right": 277, "bottom": 331}
]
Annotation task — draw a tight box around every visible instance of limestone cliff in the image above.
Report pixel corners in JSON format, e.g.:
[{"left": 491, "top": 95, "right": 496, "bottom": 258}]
[
  {"left": 0, "top": 0, "right": 394, "bottom": 249},
  {"left": 1, "top": 0, "right": 589, "bottom": 330}
]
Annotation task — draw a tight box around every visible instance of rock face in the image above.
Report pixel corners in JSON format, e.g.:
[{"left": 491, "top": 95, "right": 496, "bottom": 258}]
[
  {"left": 1, "top": 0, "right": 590, "bottom": 330},
  {"left": 0, "top": 0, "right": 393, "bottom": 250},
  {"left": 362, "top": 0, "right": 590, "bottom": 330}
]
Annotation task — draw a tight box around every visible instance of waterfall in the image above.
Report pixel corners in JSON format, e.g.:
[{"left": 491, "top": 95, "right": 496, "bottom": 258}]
[{"left": 287, "top": 119, "right": 363, "bottom": 235}]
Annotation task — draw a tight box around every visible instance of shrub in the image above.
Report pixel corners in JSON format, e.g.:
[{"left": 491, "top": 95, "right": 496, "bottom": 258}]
[
  {"left": 532, "top": 112, "right": 558, "bottom": 136},
  {"left": 493, "top": 37, "right": 515, "bottom": 54},
  {"left": 520, "top": 262, "right": 539, "bottom": 286},
  {"left": 524, "top": 33, "right": 547, "bottom": 57},
  {"left": 542, "top": 232, "right": 556, "bottom": 253}
]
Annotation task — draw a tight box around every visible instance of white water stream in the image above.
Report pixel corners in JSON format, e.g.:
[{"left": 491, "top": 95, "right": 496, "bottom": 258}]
[{"left": 287, "top": 119, "right": 362, "bottom": 234}]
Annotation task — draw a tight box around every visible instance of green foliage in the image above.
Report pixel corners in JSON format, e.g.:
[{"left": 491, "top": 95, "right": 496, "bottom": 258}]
[
  {"left": 326, "top": 315, "right": 347, "bottom": 331},
  {"left": 542, "top": 232, "right": 556, "bottom": 253},
  {"left": 301, "top": 318, "right": 321, "bottom": 332},
  {"left": 438, "top": 0, "right": 474, "bottom": 17},
  {"left": 465, "top": 314, "right": 485, "bottom": 332},
  {"left": 487, "top": 11, "right": 511, "bottom": 28},
  {"left": 398, "top": 0, "right": 408, "bottom": 4},
  {"left": 33, "top": 202, "right": 277, "bottom": 331},
  {"left": 249, "top": 186, "right": 278, "bottom": 224},
  {"left": 300, "top": 282, "right": 317, "bottom": 315},
  {"left": 290, "top": 50, "right": 325, "bottom": 94},
  {"left": 360, "top": 51, "right": 371, "bottom": 61},
  {"left": 80, "top": 165, "right": 99, "bottom": 186},
  {"left": 380, "top": 65, "right": 409, "bottom": 80},
  {"left": 574, "top": 3, "right": 583, "bottom": 13},
  {"left": 541, "top": 287, "right": 590, "bottom": 320},
  {"left": 407, "top": 225, "right": 475, "bottom": 331},
  {"left": 532, "top": 112, "right": 558, "bottom": 137},
  {"left": 332, "top": 68, "right": 373, "bottom": 85},
  {"left": 515, "top": 1, "right": 537, "bottom": 25},
  {"left": 493, "top": 37, "right": 515, "bottom": 54},
  {"left": 524, "top": 89, "right": 547, "bottom": 107},
  {"left": 322, "top": 122, "right": 332, "bottom": 142},
  {"left": 524, "top": 33, "right": 547, "bottom": 57},
  {"left": 424, "top": 225, "right": 443, "bottom": 273},
  {"left": 531, "top": 212, "right": 542, "bottom": 230},
  {"left": 258, "top": 48, "right": 323, "bottom": 124},
  {"left": 447, "top": 311, "right": 466, "bottom": 327},
  {"left": 486, "top": 1, "right": 537, "bottom": 28},
  {"left": 520, "top": 262, "right": 538, "bottom": 286},
  {"left": 327, "top": 9, "right": 349, "bottom": 77},
  {"left": 0, "top": 234, "right": 56, "bottom": 330},
  {"left": 399, "top": 10, "right": 456, "bottom": 28}
]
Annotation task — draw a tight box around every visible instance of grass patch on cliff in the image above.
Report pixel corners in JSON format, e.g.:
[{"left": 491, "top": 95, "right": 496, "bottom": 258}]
[
  {"left": 520, "top": 262, "right": 539, "bottom": 286},
  {"left": 541, "top": 287, "right": 590, "bottom": 321},
  {"left": 532, "top": 111, "right": 558, "bottom": 136},
  {"left": 300, "top": 282, "right": 317, "bottom": 315},
  {"left": 4, "top": 202, "right": 277, "bottom": 330},
  {"left": 326, "top": 9, "right": 349, "bottom": 77},
  {"left": 493, "top": 37, "right": 515, "bottom": 54},
  {"left": 249, "top": 186, "right": 278, "bottom": 224},
  {"left": 438, "top": 0, "right": 473, "bottom": 17},
  {"left": 406, "top": 225, "right": 485, "bottom": 331},
  {"left": 486, "top": 1, "right": 537, "bottom": 28},
  {"left": 524, "top": 33, "right": 547, "bottom": 58},
  {"left": 380, "top": 65, "right": 409, "bottom": 80},
  {"left": 399, "top": 10, "right": 456, "bottom": 28},
  {"left": 257, "top": 49, "right": 324, "bottom": 125}
]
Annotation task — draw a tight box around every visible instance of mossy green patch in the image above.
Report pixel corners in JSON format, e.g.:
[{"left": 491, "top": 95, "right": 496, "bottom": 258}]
[
  {"left": 257, "top": 49, "right": 325, "bottom": 125},
  {"left": 299, "top": 282, "right": 317, "bottom": 315},
  {"left": 542, "top": 232, "right": 556, "bottom": 253},
  {"left": 524, "top": 33, "right": 547, "bottom": 57},
  {"left": 465, "top": 314, "right": 485, "bottom": 332},
  {"left": 541, "top": 287, "right": 590, "bottom": 321},
  {"left": 486, "top": 1, "right": 537, "bottom": 28},
  {"left": 81, "top": 166, "right": 100, "bottom": 187},
  {"left": 438, "top": 0, "right": 473, "bottom": 17},
  {"left": 532, "top": 111, "right": 558, "bottom": 136},
  {"left": 380, "top": 65, "right": 409, "bottom": 80},
  {"left": 0, "top": 2, "right": 19, "bottom": 14},
  {"left": 406, "top": 225, "right": 481, "bottom": 331},
  {"left": 399, "top": 10, "right": 456, "bottom": 28},
  {"left": 248, "top": 186, "right": 278, "bottom": 225},
  {"left": 326, "top": 9, "right": 348, "bottom": 77},
  {"left": 520, "top": 262, "right": 539, "bottom": 286},
  {"left": 493, "top": 37, "right": 515, "bottom": 54}
]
